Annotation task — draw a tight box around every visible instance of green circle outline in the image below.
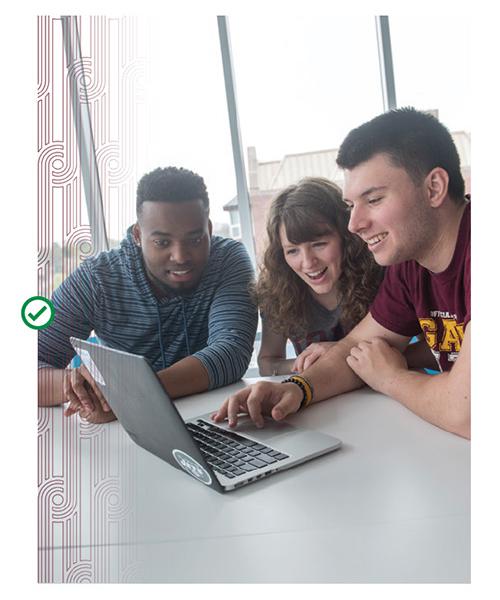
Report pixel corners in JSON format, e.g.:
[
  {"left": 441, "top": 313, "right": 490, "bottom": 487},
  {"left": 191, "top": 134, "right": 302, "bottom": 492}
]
[{"left": 21, "top": 296, "right": 55, "bottom": 330}]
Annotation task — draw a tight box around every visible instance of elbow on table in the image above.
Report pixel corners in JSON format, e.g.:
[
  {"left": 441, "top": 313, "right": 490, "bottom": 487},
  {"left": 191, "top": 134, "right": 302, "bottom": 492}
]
[
  {"left": 447, "top": 404, "right": 471, "bottom": 440},
  {"left": 452, "top": 416, "right": 470, "bottom": 440},
  {"left": 449, "top": 376, "right": 471, "bottom": 439},
  {"left": 257, "top": 356, "right": 274, "bottom": 376},
  {"left": 228, "top": 350, "right": 255, "bottom": 383}
]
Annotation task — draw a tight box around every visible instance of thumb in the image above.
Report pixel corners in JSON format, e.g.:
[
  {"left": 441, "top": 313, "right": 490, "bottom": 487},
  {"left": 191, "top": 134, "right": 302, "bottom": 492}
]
[
  {"left": 294, "top": 354, "right": 306, "bottom": 373},
  {"left": 271, "top": 385, "right": 302, "bottom": 421}
]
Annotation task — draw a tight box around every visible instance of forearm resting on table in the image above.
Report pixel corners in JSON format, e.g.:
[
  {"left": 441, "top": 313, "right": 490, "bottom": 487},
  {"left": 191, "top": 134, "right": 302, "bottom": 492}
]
[
  {"left": 258, "top": 357, "right": 296, "bottom": 376},
  {"left": 157, "top": 355, "right": 210, "bottom": 399},
  {"left": 38, "top": 368, "right": 66, "bottom": 406},
  {"left": 381, "top": 368, "right": 470, "bottom": 438}
]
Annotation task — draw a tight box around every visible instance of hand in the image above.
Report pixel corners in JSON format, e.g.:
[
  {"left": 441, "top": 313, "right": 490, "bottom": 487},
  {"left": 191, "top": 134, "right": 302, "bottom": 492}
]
[
  {"left": 211, "top": 381, "right": 303, "bottom": 428},
  {"left": 346, "top": 337, "right": 408, "bottom": 394},
  {"left": 293, "top": 342, "right": 337, "bottom": 373},
  {"left": 78, "top": 400, "right": 117, "bottom": 424},
  {"left": 63, "top": 365, "right": 111, "bottom": 418}
]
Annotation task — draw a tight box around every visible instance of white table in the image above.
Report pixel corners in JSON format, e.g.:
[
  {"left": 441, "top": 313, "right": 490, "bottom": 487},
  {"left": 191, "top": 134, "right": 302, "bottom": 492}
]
[{"left": 38, "top": 378, "right": 470, "bottom": 583}]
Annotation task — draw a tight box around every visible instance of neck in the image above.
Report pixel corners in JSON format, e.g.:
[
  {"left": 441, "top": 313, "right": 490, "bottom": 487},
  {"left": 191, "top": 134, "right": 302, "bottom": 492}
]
[
  {"left": 310, "top": 285, "right": 340, "bottom": 311},
  {"left": 418, "top": 201, "right": 467, "bottom": 273}
]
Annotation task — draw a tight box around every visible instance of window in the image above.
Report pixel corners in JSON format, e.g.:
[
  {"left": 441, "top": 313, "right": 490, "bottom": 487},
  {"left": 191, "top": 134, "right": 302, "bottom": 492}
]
[
  {"left": 227, "top": 16, "right": 383, "bottom": 262},
  {"left": 390, "top": 16, "right": 471, "bottom": 192},
  {"left": 229, "top": 208, "right": 241, "bottom": 240},
  {"left": 132, "top": 17, "right": 236, "bottom": 238}
]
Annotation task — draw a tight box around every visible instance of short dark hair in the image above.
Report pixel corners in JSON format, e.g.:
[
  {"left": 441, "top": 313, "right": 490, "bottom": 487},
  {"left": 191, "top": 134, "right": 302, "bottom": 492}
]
[
  {"left": 336, "top": 107, "right": 465, "bottom": 203},
  {"left": 136, "top": 166, "right": 209, "bottom": 216}
]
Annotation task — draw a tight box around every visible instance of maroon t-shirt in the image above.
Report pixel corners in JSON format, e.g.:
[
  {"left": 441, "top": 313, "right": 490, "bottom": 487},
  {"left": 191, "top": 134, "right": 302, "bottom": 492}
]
[{"left": 370, "top": 202, "right": 470, "bottom": 372}]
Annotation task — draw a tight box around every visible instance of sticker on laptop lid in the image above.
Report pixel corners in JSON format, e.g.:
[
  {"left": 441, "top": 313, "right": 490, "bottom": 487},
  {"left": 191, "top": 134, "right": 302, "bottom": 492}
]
[
  {"left": 172, "top": 449, "right": 212, "bottom": 486},
  {"left": 75, "top": 348, "right": 106, "bottom": 386}
]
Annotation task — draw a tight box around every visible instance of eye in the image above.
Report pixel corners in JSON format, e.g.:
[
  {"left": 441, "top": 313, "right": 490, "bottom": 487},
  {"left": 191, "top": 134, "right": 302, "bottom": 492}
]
[
  {"left": 285, "top": 248, "right": 298, "bottom": 256},
  {"left": 368, "top": 197, "right": 383, "bottom": 205},
  {"left": 343, "top": 202, "right": 353, "bottom": 212},
  {"left": 153, "top": 239, "right": 169, "bottom": 248},
  {"left": 189, "top": 236, "right": 203, "bottom": 246},
  {"left": 312, "top": 241, "right": 327, "bottom": 248}
]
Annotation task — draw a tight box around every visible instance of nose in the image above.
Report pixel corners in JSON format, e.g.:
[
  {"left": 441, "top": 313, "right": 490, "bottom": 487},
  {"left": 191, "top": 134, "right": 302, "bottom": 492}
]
[
  {"left": 348, "top": 204, "right": 369, "bottom": 234},
  {"left": 301, "top": 247, "right": 317, "bottom": 269},
  {"left": 169, "top": 242, "right": 190, "bottom": 265}
]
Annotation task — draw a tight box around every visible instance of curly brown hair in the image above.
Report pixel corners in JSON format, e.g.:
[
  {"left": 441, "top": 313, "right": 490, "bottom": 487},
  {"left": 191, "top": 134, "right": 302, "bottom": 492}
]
[{"left": 255, "top": 177, "right": 384, "bottom": 338}]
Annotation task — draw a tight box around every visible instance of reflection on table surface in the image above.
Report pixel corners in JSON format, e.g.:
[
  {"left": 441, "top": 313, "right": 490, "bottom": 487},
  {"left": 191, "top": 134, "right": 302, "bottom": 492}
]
[{"left": 38, "top": 378, "right": 470, "bottom": 583}]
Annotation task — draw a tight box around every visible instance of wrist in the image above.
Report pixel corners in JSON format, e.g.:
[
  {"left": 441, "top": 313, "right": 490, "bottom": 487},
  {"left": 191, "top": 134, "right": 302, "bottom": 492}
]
[
  {"left": 281, "top": 375, "right": 314, "bottom": 410},
  {"left": 379, "top": 366, "right": 408, "bottom": 396}
]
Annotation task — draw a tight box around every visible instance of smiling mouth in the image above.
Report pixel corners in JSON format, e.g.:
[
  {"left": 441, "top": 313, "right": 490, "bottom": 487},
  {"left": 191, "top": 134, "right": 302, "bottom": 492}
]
[
  {"left": 366, "top": 232, "right": 388, "bottom": 247},
  {"left": 306, "top": 267, "right": 328, "bottom": 280},
  {"left": 166, "top": 268, "right": 194, "bottom": 278}
]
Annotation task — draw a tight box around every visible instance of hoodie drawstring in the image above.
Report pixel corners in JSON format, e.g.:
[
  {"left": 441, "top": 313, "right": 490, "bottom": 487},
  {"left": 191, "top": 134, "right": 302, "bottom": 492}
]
[
  {"left": 180, "top": 298, "right": 191, "bottom": 355},
  {"left": 156, "top": 298, "right": 191, "bottom": 370},
  {"left": 156, "top": 304, "right": 167, "bottom": 370}
]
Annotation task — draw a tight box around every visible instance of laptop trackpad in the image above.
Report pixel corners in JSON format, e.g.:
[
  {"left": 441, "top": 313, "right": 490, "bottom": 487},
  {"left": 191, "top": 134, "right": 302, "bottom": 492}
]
[
  {"left": 202, "top": 413, "right": 297, "bottom": 442},
  {"left": 229, "top": 415, "right": 296, "bottom": 439},
  {"left": 209, "top": 415, "right": 339, "bottom": 455}
]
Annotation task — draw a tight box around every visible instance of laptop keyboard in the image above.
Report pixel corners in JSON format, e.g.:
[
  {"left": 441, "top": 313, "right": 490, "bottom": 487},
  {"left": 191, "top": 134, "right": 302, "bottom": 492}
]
[{"left": 186, "top": 419, "right": 289, "bottom": 479}]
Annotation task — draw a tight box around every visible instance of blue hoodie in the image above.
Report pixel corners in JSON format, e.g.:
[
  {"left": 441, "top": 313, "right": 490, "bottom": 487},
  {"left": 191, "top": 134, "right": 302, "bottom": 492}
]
[{"left": 38, "top": 229, "right": 258, "bottom": 389}]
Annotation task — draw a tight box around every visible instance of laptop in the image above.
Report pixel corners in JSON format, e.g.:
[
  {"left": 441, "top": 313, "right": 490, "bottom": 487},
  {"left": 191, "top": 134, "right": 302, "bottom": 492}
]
[{"left": 70, "top": 337, "right": 342, "bottom": 493}]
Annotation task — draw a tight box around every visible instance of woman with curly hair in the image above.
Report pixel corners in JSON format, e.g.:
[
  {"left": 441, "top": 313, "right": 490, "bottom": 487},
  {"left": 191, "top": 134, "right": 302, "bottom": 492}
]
[{"left": 256, "top": 177, "right": 384, "bottom": 376}]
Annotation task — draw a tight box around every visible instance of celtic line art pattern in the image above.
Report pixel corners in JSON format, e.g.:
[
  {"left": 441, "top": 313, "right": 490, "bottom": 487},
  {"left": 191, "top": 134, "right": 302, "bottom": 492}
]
[{"left": 37, "top": 15, "right": 144, "bottom": 583}]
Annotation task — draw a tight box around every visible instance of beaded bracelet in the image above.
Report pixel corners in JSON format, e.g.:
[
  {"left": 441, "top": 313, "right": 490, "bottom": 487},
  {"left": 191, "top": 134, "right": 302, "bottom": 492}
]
[{"left": 281, "top": 375, "right": 314, "bottom": 410}]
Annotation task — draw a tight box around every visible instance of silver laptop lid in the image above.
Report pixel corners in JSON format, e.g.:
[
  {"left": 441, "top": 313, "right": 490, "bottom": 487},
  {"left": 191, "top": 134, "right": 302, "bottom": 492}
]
[{"left": 70, "top": 337, "right": 225, "bottom": 492}]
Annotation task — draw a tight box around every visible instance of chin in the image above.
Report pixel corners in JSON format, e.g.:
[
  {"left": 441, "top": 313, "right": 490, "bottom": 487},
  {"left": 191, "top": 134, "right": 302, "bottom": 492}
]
[
  {"left": 372, "top": 254, "right": 391, "bottom": 267},
  {"left": 376, "top": 257, "right": 400, "bottom": 268},
  {"left": 170, "top": 280, "right": 200, "bottom": 293},
  {"left": 309, "top": 282, "right": 333, "bottom": 295},
  {"left": 374, "top": 249, "right": 406, "bottom": 267}
]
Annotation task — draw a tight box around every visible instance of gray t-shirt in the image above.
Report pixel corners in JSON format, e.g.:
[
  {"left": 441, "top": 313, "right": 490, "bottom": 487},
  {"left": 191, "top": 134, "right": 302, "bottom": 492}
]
[{"left": 290, "top": 299, "right": 344, "bottom": 355}]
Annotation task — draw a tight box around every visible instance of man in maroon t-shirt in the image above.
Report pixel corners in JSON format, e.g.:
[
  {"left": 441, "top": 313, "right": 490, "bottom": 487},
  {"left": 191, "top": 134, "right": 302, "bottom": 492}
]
[{"left": 214, "top": 108, "right": 471, "bottom": 439}]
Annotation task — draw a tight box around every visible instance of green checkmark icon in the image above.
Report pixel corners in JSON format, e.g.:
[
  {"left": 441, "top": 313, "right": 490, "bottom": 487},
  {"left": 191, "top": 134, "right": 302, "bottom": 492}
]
[
  {"left": 28, "top": 305, "right": 48, "bottom": 321},
  {"left": 21, "top": 296, "right": 55, "bottom": 330}
]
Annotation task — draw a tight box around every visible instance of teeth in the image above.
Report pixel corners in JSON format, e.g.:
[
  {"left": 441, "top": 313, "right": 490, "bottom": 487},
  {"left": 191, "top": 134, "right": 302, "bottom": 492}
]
[
  {"left": 171, "top": 270, "right": 190, "bottom": 275},
  {"left": 307, "top": 268, "right": 326, "bottom": 277},
  {"left": 367, "top": 233, "right": 388, "bottom": 245}
]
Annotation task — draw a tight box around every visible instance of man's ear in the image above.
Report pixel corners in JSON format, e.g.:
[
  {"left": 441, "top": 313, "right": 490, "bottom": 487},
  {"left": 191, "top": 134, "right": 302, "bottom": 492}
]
[
  {"left": 208, "top": 219, "right": 213, "bottom": 237},
  {"left": 425, "top": 167, "right": 449, "bottom": 208},
  {"left": 132, "top": 223, "right": 142, "bottom": 247}
]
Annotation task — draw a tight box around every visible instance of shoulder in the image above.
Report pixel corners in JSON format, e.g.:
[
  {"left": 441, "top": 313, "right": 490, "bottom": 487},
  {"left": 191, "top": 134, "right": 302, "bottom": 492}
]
[
  {"left": 82, "top": 246, "right": 128, "bottom": 278},
  {"left": 209, "top": 236, "right": 253, "bottom": 268},
  {"left": 62, "top": 246, "right": 128, "bottom": 289},
  {"left": 211, "top": 235, "right": 250, "bottom": 256}
]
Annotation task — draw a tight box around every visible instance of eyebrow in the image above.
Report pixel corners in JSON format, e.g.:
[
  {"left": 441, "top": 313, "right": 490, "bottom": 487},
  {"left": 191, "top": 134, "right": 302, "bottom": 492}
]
[
  {"left": 150, "top": 228, "right": 204, "bottom": 237},
  {"left": 360, "top": 185, "right": 387, "bottom": 197},
  {"left": 281, "top": 231, "right": 332, "bottom": 247},
  {"left": 344, "top": 185, "right": 388, "bottom": 203}
]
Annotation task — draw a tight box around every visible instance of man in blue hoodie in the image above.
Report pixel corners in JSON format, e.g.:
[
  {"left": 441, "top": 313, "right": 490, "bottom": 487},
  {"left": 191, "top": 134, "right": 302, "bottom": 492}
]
[{"left": 38, "top": 167, "right": 258, "bottom": 423}]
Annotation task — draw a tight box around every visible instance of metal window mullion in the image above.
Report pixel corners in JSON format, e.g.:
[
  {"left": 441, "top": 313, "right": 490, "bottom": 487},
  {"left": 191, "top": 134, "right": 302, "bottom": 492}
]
[
  {"left": 375, "top": 16, "right": 397, "bottom": 112},
  {"left": 217, "top": 16, "right": 256, "bottom": 266},
  {"left": 61, "top": 15, "right": 109, "bottom": 253}
]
